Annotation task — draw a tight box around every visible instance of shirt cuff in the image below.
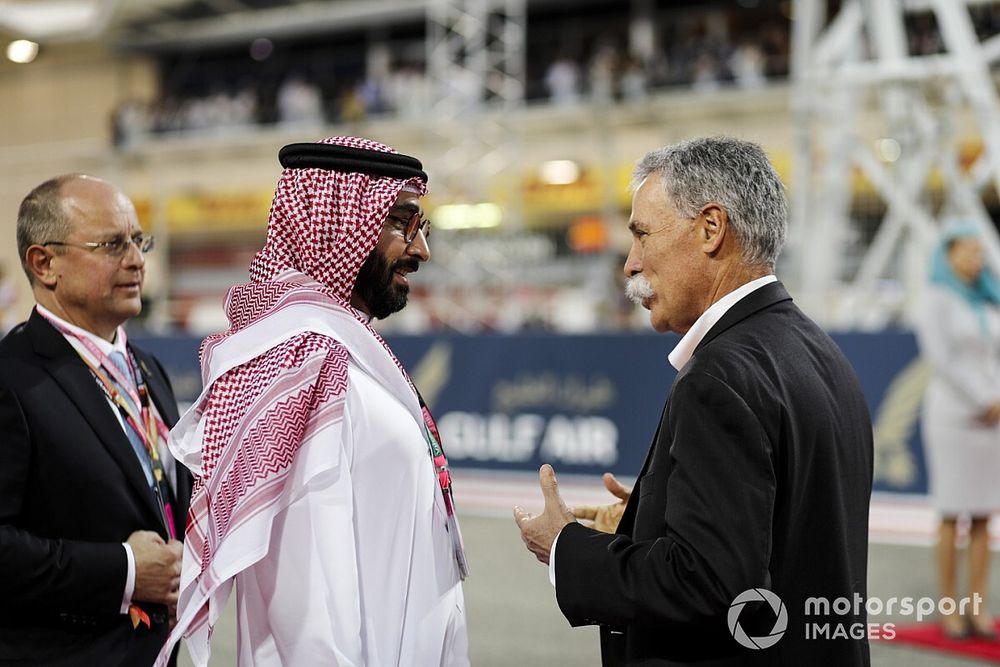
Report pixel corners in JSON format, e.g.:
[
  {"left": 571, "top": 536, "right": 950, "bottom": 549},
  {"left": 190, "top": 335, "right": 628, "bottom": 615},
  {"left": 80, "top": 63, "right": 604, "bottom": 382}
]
[
  {"left": 120, "top": 543, "right": 136, "bottom": 614},
  {"left": 548, "top": 531, "right": 560, "bottom": 588}
]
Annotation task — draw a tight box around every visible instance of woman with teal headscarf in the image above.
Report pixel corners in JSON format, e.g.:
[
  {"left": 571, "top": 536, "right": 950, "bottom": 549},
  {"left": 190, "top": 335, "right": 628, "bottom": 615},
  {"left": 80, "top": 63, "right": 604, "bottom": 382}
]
[{"left": 917, "top": 220, "right": 1000, "bottom": 640}]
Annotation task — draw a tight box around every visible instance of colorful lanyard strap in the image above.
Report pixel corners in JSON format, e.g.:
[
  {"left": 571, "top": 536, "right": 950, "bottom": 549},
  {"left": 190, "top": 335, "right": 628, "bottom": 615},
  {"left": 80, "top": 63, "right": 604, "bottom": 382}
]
[
  {"left": 79, "top": 349, "right": 177, "bottom": 541},
  {"left": 38, "top": 312, "right": 176, "bottom": 539},
  {"left": 417, "top": 392, "right": 469, "bottom": 578},
  {"left": 418, "top": 398, "right": 454, "bottom": 516},
  {"left": 80, "top": 348, "right": 169, "bottom": 473}
]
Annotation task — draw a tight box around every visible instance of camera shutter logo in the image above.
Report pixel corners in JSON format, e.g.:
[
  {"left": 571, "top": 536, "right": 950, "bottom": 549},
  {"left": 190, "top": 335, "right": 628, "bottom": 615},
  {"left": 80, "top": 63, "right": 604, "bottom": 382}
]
[{"left": 728, "top": 588, "right": 788, "bottom": 650}]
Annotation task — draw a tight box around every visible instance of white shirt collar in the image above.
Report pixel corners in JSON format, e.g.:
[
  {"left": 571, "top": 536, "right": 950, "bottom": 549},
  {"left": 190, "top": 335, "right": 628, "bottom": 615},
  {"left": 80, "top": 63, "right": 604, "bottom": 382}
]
[
  {"left": 36, "top": 304, "right": 127, "bottom": 356},
  {"left": 667, "top": 275, "right": 778, "bottom": 371}
]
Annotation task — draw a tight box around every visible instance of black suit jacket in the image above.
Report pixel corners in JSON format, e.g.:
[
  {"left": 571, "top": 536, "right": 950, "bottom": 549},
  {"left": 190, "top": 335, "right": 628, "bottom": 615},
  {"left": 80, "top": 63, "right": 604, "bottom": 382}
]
[
  {"left": 555, "top": 282, "right": 873, "bottom": 666},
  {"left": 0, "top": 309, "right": 192, "bottom": 666}
]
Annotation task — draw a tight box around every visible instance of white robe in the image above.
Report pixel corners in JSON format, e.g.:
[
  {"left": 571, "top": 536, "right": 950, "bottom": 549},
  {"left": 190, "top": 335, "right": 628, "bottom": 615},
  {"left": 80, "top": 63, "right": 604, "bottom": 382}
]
[
  {"left": 171, "top": 303, "right": 468, "bottom": 666},
  {"left": 917, "top": 284, "right": 1000, "bottom": 514}
]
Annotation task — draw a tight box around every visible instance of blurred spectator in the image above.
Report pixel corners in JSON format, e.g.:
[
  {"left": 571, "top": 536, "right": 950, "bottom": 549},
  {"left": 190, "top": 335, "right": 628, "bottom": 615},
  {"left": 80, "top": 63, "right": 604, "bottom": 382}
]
[
  {"left": 339, "top": 85, "right": 367, "bottom": 122},
  {"left": 916, "top": 221, "right": 1000, "bottom": 640},
  {"left": 759, "top": 21, "right": 789, "bottom": 78},
  {"left": 356, "top": 76, "right": 390, "bottom": 116},
  {"left": 386, "top": 64, "right": 429, "bottom": 118},
  {"left": 730, "top": 41, "right": 766, "bottom": 89},
  {"left": 277, "top": 75, "right": 324, "bottom": 125},
  {"left": 230, "top": 88, "right": 258, "bottom": 126},
  {"left": 111, "top": 98, "right": 149, "bottom": 148},
  {"left": 545, "top": 55, "right": 581, "bottom": 106},
  {"left": 588, "top": 45, "right": 618, "bottom": 103},
  {"left": 150, "top": 96, "right": 184, "bottom": 133},
  {"left": 691, "top": 52, "right": 722, "bottom": 92},
  {"left": 620, "top": 56, "right": 649, "bottom": 102}
]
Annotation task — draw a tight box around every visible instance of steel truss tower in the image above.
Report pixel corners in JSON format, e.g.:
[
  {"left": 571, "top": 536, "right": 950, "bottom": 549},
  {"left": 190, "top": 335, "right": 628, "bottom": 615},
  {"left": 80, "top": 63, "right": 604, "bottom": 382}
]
[
  {"left": 791, "top": 0, "right": 1000, "bottom": 328},
  {"left": 426, "top": 0, "right": 526, "bottom": 205}
]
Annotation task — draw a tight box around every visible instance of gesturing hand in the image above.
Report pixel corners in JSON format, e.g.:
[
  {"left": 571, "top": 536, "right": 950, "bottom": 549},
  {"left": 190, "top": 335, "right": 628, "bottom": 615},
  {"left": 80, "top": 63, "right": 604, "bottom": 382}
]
[
  {"left": 513, "top": 464, "right": 576, "bottom": 565},
  {"left": 571, "top": 472, "right": 631, "bottom": 534}
]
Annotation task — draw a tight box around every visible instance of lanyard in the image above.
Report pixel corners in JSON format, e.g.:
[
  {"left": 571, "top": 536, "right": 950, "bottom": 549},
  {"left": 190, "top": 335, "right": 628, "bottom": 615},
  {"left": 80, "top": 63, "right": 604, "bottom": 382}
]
[
  {"left": 37, "top": 314, "right": 161, "bottom": 457},
  {"left": 418, "top": 398, "right": 468, "bottom": 578},
  {"left": 419, "top": 402, "right": 454, "bottom": 515},
  {"left": 51, "top": 318, "right": 142, "bottom": 409},
  {"left": 78, "top": 349, "right": 167, "bottom": 469},
  {"left": 81, "top": 350, "right": 176, "bottom": 539},
  {"left": 38, "top": 311, "right": 176, "bottom": 538}
]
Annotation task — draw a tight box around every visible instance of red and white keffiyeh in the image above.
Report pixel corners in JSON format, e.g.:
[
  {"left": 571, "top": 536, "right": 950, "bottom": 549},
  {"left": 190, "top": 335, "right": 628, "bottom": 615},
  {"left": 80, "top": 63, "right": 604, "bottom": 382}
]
[{"left": 156, "top": 136, "right": 428, "bottom": 666}]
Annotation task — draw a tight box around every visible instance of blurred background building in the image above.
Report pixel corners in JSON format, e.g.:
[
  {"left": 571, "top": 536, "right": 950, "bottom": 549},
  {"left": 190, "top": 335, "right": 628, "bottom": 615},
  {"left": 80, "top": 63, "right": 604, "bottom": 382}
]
[
  {"left": 0, "top": 0, "right": 854, "bottom": 335},
  {"left": 3, "top": 0, "right": 998, "bottom": 338}
]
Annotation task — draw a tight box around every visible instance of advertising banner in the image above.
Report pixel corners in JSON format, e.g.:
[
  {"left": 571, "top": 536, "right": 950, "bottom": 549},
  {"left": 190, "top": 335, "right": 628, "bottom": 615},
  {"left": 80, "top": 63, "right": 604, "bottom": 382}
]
[{"left": 136, "top": 331, "right": 928, "bottom": 495}]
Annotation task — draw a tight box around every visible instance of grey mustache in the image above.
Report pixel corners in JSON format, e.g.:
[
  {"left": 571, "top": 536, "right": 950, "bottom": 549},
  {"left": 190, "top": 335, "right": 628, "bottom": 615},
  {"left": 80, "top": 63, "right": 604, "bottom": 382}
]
[{"left": 625, "top": 275, "right": 654, "bottom": 305}]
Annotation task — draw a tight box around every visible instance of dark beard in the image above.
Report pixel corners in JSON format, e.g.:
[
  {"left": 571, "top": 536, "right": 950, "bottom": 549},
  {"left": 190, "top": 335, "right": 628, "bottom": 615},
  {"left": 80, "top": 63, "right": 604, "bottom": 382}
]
[{"left": 354, "top": 250, "right": 418, "bottom": 319}]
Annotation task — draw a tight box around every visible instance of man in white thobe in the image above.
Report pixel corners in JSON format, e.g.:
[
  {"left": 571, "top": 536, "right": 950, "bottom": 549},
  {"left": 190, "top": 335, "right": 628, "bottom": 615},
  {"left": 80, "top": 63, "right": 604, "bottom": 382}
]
[{"left": 157, "top": 136, "right": 468, "bottom": 666}]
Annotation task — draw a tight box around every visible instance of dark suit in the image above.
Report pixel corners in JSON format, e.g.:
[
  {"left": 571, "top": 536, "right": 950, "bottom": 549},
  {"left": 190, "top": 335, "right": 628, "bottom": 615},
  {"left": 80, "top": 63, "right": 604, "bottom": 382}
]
[
  {"left": 0, "top": 309, "right": 192, "bottom": 666},
  {"left": 555, "top": 282, "right": 873, "bottom": 666}
]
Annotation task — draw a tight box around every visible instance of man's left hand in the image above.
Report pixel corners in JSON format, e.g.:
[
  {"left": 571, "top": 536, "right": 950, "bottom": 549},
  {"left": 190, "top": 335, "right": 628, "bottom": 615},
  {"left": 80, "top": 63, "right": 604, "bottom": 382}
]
[{"left": 513, "top": 464, "right": 576, "bottom": 565}]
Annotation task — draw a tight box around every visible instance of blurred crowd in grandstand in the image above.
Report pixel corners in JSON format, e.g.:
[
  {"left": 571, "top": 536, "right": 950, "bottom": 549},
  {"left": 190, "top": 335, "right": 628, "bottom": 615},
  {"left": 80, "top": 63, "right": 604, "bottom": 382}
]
[
  {"left": 111, "top": 3, "right": 794, "bottom": 146},
  {"left": 110, "top": 2, "right": 1000, "bottom": 146},
  {"left": 101, "top": 0, "right": 1000, "bottom": 337}
]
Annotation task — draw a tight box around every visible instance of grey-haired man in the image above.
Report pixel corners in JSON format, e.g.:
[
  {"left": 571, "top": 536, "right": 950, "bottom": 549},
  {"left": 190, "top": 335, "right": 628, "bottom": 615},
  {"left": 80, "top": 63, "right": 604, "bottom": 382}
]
[{"left": 515, "top": 137, "right": 873, "bottom": 666}]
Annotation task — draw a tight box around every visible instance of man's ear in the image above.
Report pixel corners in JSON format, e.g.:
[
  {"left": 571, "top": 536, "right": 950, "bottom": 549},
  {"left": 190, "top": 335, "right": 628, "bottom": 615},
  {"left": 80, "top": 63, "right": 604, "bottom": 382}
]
[
  {"left": 699, "top": 203, "right": 728, "bottom": 255},
  {"left": 24, "top": 246, "right": 58, "bottom": 288}
]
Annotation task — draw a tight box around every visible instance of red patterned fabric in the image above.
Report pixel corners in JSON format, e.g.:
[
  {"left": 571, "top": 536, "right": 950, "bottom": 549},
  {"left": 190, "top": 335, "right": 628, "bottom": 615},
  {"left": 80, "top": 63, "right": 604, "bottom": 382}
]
[
  {"left": 249, "top": 135, "right": 425, "bottom": 299},
  {"left": 158, "top": 136, "right": 427, "bottom": 665},
  {"left": 197, "top": 135, "right": 426, "bottom": 489}
]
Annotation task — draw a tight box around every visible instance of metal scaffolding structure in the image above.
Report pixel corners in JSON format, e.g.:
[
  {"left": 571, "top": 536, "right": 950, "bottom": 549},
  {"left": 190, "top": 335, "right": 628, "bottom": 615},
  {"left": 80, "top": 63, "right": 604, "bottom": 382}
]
[
  {"left": 790, "top": 0, "right": 1000, "bottom": 329},
  {"left": 420, "top": 0, "right": 533, "bottom": 313},
  {"left": 425, "top": 0, "right": 526, "bottom": 205}
]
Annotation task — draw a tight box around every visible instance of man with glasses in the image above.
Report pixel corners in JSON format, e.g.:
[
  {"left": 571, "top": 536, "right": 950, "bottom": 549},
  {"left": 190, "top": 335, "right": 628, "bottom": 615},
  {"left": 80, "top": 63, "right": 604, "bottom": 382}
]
[
  {"left": 158, "top": 136, "right": 468, "bottom": 667},
  {"left": 0, "top": 174, "right": 192, "bottom": 665}
]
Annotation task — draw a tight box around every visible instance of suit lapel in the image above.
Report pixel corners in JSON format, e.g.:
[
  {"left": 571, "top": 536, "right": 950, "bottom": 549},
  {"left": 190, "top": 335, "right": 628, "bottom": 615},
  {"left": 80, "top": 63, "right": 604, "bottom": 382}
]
[
  {"left": 632, "top": 400, "right": 666, "bottom": 483},
  {"left": 616, "top": 399, "right": 667, "bottom": 535},
  {"left": 132, "top": 347, "right": 190, "bottom": 524},
  {"left": 28, "top": 311, "right": 165, "bottom": 529},
  {"left": 132, "top": 349, "right": 179, "bottom": 426}
]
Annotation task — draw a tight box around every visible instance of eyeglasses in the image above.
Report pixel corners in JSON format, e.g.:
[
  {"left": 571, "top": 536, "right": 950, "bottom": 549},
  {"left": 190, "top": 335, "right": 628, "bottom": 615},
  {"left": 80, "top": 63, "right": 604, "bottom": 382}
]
[
  {"left": 385, "top": 211, "right": 431, "bottom": 244},
  {"left": 43, "top": 232, "right": 155, "bottom": 257}
]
